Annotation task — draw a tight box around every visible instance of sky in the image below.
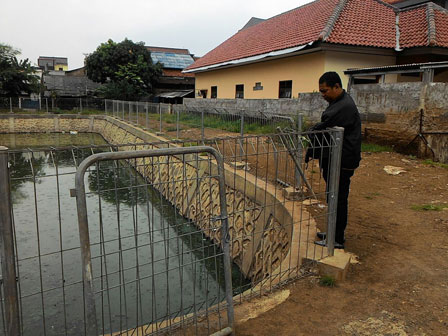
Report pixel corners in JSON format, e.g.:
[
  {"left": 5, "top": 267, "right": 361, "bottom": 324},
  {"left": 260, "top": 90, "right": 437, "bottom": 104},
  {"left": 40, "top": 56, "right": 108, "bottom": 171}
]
[{"left": 1, "top": 0, "right": 312, "bottom": 70}]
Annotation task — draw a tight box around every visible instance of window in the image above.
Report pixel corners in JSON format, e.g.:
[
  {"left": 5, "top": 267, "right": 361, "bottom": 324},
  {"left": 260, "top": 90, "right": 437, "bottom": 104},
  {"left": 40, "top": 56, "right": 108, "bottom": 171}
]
[
  {"left": 235, "top": 84, "right": 244, "bottom": 98},
  {"left": 279, "top": 80, "right": 292, "bottom": 98},
  {"left": 211, "top": 86, "right": 217, "bottom": 99},
  {"left": 253, "top": 82, "right": 263, "bottom": 91},
  {"left": 200, "top": 89, "right": 208, "bottom": 98}
]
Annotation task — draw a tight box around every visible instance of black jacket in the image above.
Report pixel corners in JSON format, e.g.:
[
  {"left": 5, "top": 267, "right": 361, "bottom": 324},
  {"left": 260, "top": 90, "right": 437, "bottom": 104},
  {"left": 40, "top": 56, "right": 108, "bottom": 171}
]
[{"left": 308, "top": 90, "right": 362, "bottom": 169}]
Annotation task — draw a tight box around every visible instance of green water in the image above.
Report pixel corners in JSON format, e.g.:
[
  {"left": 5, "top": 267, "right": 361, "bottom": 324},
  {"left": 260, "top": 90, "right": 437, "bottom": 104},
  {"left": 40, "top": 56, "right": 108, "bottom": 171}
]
[{"left": 2, "top": 133, "right": 248, "bottom": 335}]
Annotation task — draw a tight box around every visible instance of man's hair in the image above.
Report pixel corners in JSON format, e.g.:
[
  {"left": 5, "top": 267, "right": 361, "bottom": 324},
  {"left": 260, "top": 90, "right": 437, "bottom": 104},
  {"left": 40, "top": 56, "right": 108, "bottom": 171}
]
[{"left": 319, "top": 71, "right": 342, "bottom": 88}]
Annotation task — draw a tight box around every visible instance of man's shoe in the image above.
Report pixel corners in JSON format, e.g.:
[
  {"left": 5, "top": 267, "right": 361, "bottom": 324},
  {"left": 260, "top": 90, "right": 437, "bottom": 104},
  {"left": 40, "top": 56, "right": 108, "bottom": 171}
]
[
  {"left": 317, "top": 232, "right": 326, "bottom": 239},
  {"left": 314, "top": 239, "right": 344, "bottom": 249}
]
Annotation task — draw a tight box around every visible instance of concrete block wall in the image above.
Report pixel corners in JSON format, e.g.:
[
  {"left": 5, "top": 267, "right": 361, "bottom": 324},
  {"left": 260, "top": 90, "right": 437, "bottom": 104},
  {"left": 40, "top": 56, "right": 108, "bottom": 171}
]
[{"left": 179, "top": 82, "right": 448, "bottom": 162}]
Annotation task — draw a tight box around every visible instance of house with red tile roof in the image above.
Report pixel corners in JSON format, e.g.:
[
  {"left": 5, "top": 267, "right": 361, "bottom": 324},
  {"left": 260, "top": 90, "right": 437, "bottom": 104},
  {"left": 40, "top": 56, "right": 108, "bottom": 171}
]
[
  {"left": 383, "top": 0, "right": 447, "bottom": 9},
  {"left": 184, "top": 0, "right": 448, "bottom": 99}
]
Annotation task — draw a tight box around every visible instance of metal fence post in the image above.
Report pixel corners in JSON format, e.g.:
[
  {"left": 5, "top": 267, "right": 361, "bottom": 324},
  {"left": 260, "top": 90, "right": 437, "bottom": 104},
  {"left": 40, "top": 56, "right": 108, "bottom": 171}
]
[
  {"left": 326, "top": 127, "right": 344, "bottom": 256},
  {"left": 201, "top": 109, "right": 205, "bottom": 140},
  {"left": 136, "top": 102, "right": 139, "bottom": 126},
  {"left": 46, "top": 98, "right": 49, "bottom": 113},
  {"left": 159, "top": 103, "right": 162, "bottom": 133},
  {"left": 295, "top": 113, "right": 303, "bottom": 188},
  {"left": 0, "top": 146, "right": 21, "bottom": 336},
  {"left": 239, "top": 109, "right": 245, "bottom": 158},
  {"left": 128, "top": 101, "right": 131, "bottom": 123},
  {"left": 104, "top": 99, "right": 107, "bottom": 115},
  {"left": 122, "top": 101, "right": 124, "bottom": 120},
  {"left": 176, "top": 107, "right": 180, "bottom": 139},
  {"left": 79, "top": 98, "right": 83, "bottom": 114},
  {"left": 9, "top": 97, "right": 12, "bottom": 113},
  {"left": 145, "top": 102, "right": 148, "bottom": 129}
]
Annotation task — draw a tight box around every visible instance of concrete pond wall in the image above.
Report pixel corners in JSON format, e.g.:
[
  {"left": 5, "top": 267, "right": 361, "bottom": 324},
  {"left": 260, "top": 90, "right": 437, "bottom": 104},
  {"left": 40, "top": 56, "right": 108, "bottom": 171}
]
[{"left": 0, "top": 114, "right": 317, "bottom": 284}]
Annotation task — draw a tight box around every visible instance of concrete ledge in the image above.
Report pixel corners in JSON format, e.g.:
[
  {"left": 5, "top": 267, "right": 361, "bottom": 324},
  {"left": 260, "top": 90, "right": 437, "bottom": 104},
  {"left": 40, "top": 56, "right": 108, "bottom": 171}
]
[{"left": 317, "top": 249, "right": 351, "bottom": 281}]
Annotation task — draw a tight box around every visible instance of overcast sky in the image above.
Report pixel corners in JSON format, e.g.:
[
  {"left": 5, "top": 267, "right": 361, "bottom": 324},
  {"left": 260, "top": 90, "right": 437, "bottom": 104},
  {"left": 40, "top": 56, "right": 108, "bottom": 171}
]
[{"left": 1, "top": 0, "right": 312, "bottom": 69}]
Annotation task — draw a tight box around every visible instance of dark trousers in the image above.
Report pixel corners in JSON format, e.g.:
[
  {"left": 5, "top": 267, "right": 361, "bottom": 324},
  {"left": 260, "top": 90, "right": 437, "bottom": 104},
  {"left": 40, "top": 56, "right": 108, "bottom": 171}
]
[{"left": 321, "top": 159, "right": 355, "bottom": 245}]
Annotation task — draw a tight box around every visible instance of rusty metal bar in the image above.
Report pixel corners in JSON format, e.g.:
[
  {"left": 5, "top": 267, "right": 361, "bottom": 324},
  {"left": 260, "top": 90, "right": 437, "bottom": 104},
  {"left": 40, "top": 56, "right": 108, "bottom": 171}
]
[{"left": 0, "top": 146, "right": 21, "bottom": 335}]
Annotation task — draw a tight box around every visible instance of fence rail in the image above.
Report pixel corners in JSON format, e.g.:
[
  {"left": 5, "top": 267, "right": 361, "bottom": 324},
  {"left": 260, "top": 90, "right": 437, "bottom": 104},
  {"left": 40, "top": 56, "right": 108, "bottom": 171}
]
[
  {"left": 0, "top": 97, "right": 105, "bottom": 113},
  {"left": 0, "top": 128, "right": 342, "bottom": 335},
  {"left": 104, "top": 99, "right": 305, "bottom": 140}
]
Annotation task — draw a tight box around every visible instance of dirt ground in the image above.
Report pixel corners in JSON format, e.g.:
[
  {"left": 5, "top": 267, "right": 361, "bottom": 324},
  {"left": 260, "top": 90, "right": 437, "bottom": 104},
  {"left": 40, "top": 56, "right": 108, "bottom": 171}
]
[
  {"left": 162, "top": 126, "right": 448, "bottom": 335},
  {"left": 235, "top": 151, "right": 448, "bottom": 336}
]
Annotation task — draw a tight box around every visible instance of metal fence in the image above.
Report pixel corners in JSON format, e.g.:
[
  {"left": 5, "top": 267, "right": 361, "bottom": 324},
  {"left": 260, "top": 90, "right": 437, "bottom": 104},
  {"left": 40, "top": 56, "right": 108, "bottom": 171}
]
[
  {"left": 0, "top": 97, "right": 105, "bottom": 113},
  {"left": 0, "top": 128, "right": 342, "bottom": 335},
  {"left": 104, "top": 99, "right": 305, "bottom": 140}
]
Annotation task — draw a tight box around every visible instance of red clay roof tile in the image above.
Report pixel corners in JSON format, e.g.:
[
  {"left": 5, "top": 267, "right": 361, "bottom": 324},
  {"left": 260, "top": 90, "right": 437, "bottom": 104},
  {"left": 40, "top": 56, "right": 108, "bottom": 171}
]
[
  {"left": 435, "top": 9, "right": 448, "bottom": 47},
  {"left": 163, "top": 69, "right": 195, "bottom": 77},
  {"left": 327, "top": 0, "right": 396, "bottom": 47},
  {"left": 400, "top": 6, "right": 429, "bottom": 47},
  {"left": 187, "top": 0, "right": 341, "bottom": 70},
  {"left": 186, "top": 0, "right": 448, "bottom": 72}
]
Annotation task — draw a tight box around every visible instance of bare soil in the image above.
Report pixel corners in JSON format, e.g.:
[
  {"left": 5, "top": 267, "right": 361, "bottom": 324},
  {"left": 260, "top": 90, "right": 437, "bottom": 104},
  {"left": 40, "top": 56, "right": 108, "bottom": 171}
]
[
  {"left": 160, "top": 126, "right": 448, "bottom": 335},
  {"left": 236, "top": 151, "right": 448, "bottom": 336}
]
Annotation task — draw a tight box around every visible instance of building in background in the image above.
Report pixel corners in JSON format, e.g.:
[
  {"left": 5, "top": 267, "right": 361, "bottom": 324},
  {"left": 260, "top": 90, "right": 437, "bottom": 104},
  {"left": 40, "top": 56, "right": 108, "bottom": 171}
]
[
  {"left": 383, "top": 0, "right": 448, "bottom": 9},
  {"left": 184, "top": 0, "right": 448, "bottom": 99},
  {"left": 38, "top": 56, "right": 68, "bottom": 71},
  {"left": 147, "top": 46, "right": 196, "bottom": 103},
  {"left": 42, "top": 67, "right": 101, "bottom": 97}
]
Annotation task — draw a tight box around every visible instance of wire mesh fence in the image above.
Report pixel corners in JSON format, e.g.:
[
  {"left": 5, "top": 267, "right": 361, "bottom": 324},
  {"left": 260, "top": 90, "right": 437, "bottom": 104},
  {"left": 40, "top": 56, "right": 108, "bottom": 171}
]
[
  {"left": 104, "top": 99, "right": 305, "bottom": 140},
  {"left": 0, "top": 97, "right": 105, "bottom": 114},
  {"left": 0, "top": 128, "right": 342, "bottom": 335}
]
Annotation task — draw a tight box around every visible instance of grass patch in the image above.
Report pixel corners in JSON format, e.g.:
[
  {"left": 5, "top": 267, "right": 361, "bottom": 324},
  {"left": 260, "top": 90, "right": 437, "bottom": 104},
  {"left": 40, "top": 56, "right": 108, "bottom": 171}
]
[
  {"left": 361, "top": 142, "right": 394, "bottom": 153},
  {"left": 411, "top": 204, "right": 448, "bottom": 211},
  {"left": 422, "top": 159, "right": 448, "bottom": 169},
  {"left": 319, "top": 275, "right": 336, "bottom": 287},
  {"left": 364, "top": 192, "right": 382, "bottom": 200},
  {"left": 163, "top": 112, "right": 293, "bottom": 134}
]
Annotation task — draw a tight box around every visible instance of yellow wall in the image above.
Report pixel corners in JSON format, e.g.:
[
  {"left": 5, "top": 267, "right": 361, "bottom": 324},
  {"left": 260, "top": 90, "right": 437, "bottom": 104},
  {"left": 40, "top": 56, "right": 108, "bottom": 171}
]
[
  {"left": 195, "top": 52, "right": 325, "bottom": 99},
  {"left": 324, "top": 51, "right": 397, "bottom": 87},
  {"left": 54, "top": 64, "right": 68, "bottom": 71},
  {"left": 194, "top": 50, "right": 398, "bottom": 99}
]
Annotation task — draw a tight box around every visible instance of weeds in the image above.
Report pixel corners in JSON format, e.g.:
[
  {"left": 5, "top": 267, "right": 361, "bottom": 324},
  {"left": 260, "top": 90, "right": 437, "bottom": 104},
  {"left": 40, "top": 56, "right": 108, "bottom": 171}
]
[
  {"left": 319, "top": 275, "right": 336, "bottom": 287},
  {"left": 411, "top": 204, "right": 448, "bottom": 211},
  {"left": 361, "top": 142, "right": 394, "bottom": 153},
  {"left": 422, "top": 159, "right": 448, "bottom": 169},
  {"left": 364, "top": 192, "right": 382, "bottom": 200}
]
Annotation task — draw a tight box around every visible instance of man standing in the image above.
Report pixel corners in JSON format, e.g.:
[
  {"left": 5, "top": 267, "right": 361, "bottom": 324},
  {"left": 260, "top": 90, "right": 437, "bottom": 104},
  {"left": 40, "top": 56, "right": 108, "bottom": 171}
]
[{"left": 308, "top": 71, "right": 362, "bottom": 249}]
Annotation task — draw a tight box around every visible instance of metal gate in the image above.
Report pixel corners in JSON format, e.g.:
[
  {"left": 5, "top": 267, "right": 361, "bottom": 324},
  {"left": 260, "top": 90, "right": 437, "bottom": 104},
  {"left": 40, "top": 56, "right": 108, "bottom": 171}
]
[{"left": 72, "top": 146, "right": 234, "bottom": 335}]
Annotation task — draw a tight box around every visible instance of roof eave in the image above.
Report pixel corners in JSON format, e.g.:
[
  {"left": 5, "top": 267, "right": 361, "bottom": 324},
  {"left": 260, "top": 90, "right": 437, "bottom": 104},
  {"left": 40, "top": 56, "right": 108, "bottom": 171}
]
[{"left": 183, "top": 42, "right": 316, "bottom": 73}]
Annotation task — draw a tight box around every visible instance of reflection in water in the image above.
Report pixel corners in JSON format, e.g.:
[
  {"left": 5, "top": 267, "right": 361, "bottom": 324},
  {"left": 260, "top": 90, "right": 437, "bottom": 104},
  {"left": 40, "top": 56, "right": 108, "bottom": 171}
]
[{"left": 4, "top": 133, "right": 248, "bottom": 335}]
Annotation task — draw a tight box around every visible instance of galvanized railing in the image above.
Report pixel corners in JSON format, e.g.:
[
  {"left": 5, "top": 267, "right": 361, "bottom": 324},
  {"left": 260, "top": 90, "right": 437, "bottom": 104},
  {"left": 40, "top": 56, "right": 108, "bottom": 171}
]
[
  {"left": 0, "top": 128, "right": 342, "bottom": 335},
  {"left": 104, "top": 99, "right": 304, "bottom": 140}
]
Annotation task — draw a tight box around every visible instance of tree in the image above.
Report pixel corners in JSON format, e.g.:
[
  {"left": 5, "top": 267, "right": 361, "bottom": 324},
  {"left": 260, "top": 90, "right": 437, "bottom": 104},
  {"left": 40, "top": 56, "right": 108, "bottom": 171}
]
[
  {"left": 0, "top": 44, "right": 40, "bottom": 96},
  {"left": 85, "top": 39, "right": 162, "bottom": 100}
]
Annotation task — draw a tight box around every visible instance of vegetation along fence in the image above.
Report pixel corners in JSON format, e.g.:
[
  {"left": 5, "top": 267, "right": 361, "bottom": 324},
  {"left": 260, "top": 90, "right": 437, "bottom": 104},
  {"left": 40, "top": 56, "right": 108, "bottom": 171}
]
[
  {"left": 0, "top": 97, "right": 306, "bottom": 139},
  {"left": 104, "top": 99, "right": 305, "bottom": 139},
  {"left": 0, "top": 97, "right": 105, "bottom": 114},
  {"left": 0, "top": 122, "right": 343, "bottom": 334}
]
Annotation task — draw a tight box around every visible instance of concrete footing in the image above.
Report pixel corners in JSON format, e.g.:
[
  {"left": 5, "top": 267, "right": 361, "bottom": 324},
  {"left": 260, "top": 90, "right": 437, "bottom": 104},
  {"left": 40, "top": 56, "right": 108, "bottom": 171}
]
[{"left": 317, "top": 249, "right": 351, "bottom": 281}]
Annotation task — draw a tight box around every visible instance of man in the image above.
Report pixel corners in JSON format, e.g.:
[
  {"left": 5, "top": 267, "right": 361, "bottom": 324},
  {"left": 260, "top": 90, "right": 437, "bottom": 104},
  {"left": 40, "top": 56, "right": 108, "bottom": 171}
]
[{"left": 307, "top": 71, "right": 362, "bottom": 249}]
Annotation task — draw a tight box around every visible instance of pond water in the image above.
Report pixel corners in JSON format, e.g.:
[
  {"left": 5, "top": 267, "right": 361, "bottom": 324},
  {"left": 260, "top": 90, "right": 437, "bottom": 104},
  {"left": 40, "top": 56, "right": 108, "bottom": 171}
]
[{"left": 1, "top": 133, "right": 248, "bottom": 335}]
